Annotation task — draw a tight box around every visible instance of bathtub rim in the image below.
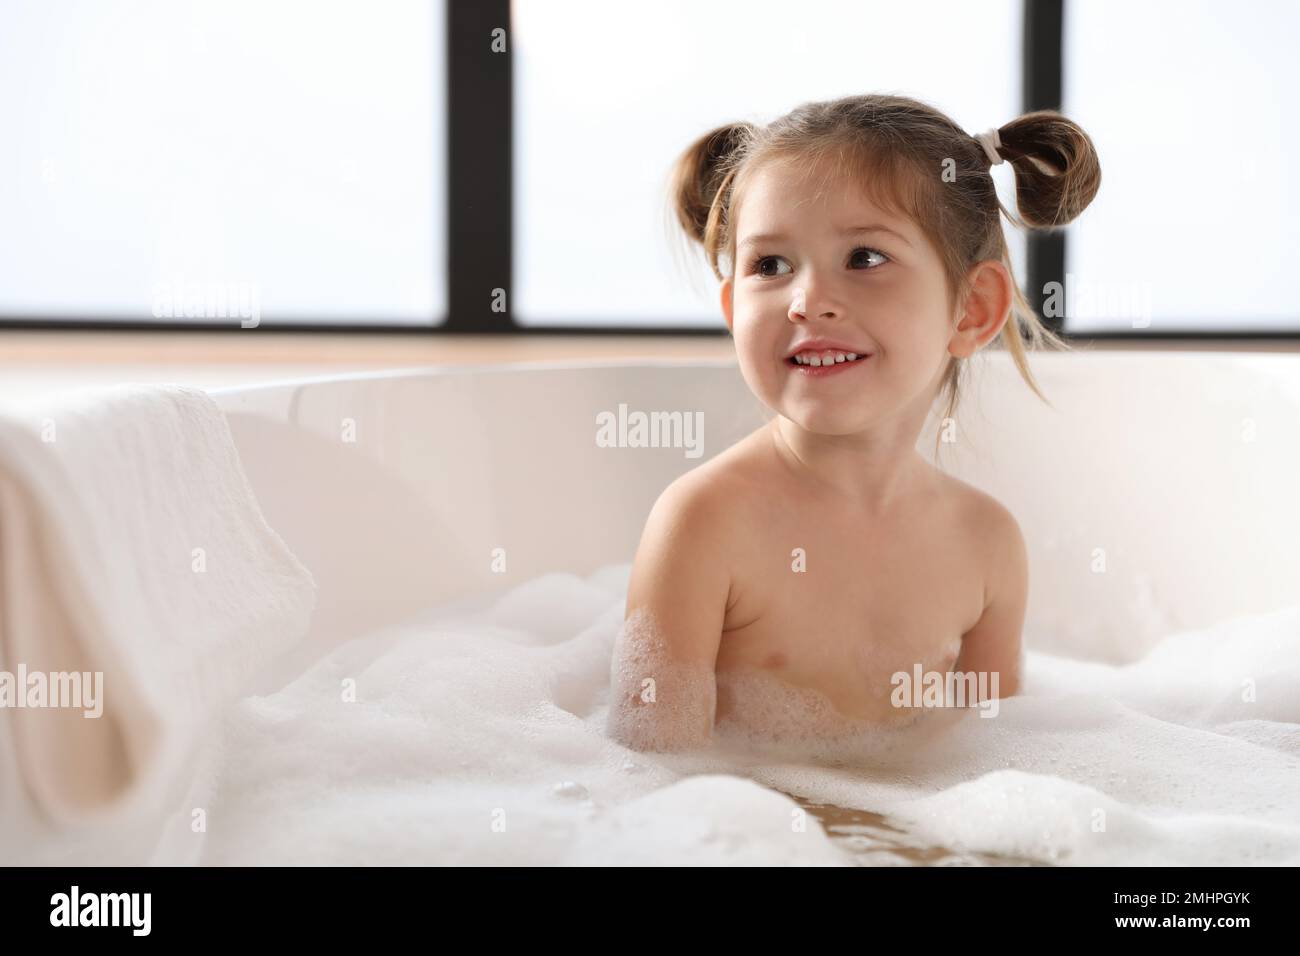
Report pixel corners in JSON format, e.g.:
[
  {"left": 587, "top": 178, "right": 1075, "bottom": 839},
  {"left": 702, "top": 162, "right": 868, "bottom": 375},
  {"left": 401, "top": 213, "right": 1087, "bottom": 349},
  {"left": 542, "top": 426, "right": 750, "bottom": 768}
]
[
  {"left": 201, "top": 347, "right": 1300, "bottom": 400},
  {"left": 203, "top": 356, "right": 746, "bottom": 399}
]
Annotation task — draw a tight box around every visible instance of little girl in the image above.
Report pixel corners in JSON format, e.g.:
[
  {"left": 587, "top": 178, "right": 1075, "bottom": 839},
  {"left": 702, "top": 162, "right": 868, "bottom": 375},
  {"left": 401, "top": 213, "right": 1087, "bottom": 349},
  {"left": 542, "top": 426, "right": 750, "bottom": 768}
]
[{"left": 607, "top": 93, "right": 1101, "bottom": 752}]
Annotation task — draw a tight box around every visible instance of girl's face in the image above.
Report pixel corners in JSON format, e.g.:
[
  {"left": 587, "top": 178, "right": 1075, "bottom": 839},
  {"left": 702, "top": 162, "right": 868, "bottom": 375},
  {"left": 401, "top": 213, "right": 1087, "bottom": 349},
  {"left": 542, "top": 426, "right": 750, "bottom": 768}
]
[{"left": 720, "top": 161, "right": 967, "bottom": 438}]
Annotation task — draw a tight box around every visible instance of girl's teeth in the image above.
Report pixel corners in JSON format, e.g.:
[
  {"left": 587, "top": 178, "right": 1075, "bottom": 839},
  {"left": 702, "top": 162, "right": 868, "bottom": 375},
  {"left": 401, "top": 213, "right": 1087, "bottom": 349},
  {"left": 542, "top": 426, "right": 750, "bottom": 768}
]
[{"left": 794, "top": 351, "right": 860, "bottom": 366}]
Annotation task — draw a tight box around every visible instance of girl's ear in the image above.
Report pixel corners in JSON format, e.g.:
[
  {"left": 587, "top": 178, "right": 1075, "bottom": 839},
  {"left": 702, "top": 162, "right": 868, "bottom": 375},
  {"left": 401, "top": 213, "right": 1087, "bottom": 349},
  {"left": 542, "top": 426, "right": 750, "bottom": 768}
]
[
  {"left": 719, "top": 276, "right": 735, "bottom": 332},
  {"left": 949, "top": 260, "right": 1012, "bottom": 358}
]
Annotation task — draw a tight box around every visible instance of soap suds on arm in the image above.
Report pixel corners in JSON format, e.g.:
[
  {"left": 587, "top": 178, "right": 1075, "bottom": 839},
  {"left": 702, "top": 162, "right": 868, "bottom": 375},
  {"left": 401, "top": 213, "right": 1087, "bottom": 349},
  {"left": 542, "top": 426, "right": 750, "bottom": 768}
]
[{"left": 606, "top": 607, "right": 718, "bottom": 753}]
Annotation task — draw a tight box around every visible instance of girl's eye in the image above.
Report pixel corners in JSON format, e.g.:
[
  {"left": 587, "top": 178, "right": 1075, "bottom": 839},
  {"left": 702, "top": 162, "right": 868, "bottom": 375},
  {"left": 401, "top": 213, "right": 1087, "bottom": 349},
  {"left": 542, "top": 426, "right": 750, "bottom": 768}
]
[
  {"left": 752, "top": 256, "right": 792, "bottom": 278},
  {"left": 747, "top": 246, "right": 890, "bottom": 278},
  {"left": 849, "top": 247, "right": 890, "bottom": 269}
]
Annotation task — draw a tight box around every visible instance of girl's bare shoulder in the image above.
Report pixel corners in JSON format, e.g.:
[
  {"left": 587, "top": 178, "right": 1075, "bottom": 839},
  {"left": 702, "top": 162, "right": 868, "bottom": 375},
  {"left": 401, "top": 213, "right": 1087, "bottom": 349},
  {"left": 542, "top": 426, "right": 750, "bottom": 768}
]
[
  {"left": 929, "top": 468, "right": 1024, "bottom": 561},
  {"left": 651, "top": 425, "right": 775, "bottom": 537}
]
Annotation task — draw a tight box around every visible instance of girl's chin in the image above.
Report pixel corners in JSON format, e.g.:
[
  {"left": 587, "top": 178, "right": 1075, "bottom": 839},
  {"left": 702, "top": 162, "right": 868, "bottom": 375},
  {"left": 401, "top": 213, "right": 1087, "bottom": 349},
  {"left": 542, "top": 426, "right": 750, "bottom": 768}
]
[{"left": 778, "top": 408, "right": 873, "bottom": 436}]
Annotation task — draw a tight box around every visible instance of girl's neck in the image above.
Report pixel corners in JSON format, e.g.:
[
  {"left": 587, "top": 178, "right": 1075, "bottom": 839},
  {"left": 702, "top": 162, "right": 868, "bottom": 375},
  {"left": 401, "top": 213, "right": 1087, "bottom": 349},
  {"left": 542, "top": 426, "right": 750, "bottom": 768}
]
[{"left": 768, "top": 415, "right": 928, "bottom": 517}]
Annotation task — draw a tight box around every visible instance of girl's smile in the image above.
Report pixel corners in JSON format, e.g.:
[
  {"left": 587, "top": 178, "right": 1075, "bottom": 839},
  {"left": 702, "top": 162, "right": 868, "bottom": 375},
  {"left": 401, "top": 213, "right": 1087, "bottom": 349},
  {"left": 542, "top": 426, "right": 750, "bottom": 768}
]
[{"left": 785, "top": 350, "right": 873, "bottom": 377}]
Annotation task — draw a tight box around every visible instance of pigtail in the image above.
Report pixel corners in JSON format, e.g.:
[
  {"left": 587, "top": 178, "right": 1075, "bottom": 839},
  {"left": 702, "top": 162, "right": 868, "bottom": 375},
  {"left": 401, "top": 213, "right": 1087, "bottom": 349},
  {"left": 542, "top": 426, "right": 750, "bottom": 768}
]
[
  {"left": 668, "top": 122, "right": 755, "bottom": 279},
  {"left": 995, "top": 110, "right": 1101, "bottom": 229}
]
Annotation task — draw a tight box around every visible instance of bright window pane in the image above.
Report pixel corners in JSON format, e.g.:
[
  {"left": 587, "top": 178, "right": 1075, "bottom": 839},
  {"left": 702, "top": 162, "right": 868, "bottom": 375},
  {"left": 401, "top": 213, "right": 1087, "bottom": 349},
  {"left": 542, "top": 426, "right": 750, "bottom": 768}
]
[
  {"left": 0, "top": 0, "right": 445, "bottom": 325},
  {"left": 514, "top": 0, "right": 1024, "bottom": 327},
  {"left": 1064, "top": 0, "right": 1299, "bottom": 332}
]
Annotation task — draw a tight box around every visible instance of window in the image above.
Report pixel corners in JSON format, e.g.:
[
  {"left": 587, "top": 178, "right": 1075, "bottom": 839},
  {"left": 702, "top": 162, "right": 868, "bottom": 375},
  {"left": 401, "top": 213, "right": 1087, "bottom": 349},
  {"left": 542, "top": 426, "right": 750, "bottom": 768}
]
[
  {"left": 512, "top": 0, "right": 1024, "bottom": 328},
  {"left": 1062, "top": 0, "right": 1299, "bottom": 333},
  {"left": 8, "top": 0, "right": 1283, "bottom": 339},
  {"left": 0, "top": 0, "right": 446, "bottom": 326}
]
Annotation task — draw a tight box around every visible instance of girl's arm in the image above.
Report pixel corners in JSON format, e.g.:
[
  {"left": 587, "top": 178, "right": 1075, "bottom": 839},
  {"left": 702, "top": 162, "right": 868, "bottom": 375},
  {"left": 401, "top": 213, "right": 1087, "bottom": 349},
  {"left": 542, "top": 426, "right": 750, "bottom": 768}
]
[
  {"left": 607, "top": 475, "right": 732, "bottom": 752},
  {"left": 954, "top": 499, "right": 1028, "bottom": 699}
]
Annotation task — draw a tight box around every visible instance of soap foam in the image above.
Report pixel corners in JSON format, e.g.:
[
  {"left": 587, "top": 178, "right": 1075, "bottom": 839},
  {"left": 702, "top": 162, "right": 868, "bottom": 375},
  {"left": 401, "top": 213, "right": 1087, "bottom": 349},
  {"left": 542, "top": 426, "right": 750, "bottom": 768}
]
[
  {"left": 98, "top": 562, "right": 1300, "bottom": 867},
  {"left": 708, "top": 633, "right": 980, "bottom": 766},
  {"left": 713, "top": 668, "right": 942, "bottom": 764},
  {"left": 605, "top": 607, "right": 717, "bottom": 753}
]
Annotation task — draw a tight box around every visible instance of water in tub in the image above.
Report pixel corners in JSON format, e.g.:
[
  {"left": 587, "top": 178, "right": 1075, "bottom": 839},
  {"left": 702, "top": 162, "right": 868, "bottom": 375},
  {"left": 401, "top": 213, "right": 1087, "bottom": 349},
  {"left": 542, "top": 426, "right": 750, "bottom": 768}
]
[{"left": 174, "top": 562, "right": 1300, "bottom": 866}]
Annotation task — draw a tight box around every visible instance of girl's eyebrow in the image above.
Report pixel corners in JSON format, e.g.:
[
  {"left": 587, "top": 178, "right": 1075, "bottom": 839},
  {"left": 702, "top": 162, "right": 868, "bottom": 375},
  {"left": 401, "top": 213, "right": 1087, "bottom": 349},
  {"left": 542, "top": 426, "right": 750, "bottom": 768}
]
[{"left": 737, "top": 224, "right": 913, "bottom": 251}]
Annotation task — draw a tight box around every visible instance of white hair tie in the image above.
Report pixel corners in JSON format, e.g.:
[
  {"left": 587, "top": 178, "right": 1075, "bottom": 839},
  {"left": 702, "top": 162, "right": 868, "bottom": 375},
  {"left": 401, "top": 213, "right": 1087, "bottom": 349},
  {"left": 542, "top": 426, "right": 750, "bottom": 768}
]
[{"left": 975, "top": 127, "right": 1004, "bottom": 166}]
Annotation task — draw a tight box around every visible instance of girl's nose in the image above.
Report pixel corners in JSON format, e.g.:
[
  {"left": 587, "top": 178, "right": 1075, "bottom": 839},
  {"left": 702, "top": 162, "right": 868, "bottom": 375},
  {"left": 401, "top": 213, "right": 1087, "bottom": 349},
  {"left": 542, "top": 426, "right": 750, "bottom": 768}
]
[
  {"left": 788, "top": 284, "right": 839, "bottom": 322},
  {"left": 788, "top": 287, "right": 807, "bottom": 320}
]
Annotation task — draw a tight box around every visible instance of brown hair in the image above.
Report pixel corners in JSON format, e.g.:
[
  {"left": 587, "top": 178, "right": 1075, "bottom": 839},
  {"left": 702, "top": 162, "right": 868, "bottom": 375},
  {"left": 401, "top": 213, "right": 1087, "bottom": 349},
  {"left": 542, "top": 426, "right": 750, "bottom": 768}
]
[{"left": 667, "top": 93, "right": 1101, "bottom": 458}]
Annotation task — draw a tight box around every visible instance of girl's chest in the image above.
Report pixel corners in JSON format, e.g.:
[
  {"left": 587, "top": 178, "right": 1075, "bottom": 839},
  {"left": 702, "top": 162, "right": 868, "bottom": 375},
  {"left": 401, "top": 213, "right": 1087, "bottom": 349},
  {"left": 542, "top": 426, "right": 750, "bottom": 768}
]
[{"left": 716, "top": 508, "right": 984, "bottom": 724}]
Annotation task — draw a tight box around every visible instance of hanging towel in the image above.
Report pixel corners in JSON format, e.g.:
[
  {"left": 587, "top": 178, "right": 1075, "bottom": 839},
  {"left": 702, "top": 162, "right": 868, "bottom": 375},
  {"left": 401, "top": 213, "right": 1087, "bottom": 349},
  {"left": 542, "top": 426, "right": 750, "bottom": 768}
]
[{"left": 0, "top": 383, "right": 316, "bottom": 827}]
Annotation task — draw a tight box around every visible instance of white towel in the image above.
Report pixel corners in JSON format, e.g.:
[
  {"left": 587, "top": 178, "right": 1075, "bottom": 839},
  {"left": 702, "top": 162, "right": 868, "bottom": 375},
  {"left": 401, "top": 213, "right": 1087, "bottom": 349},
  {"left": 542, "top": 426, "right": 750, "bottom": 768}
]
[{"left": 0, "top": 383, "right": 316, "bottom": 829}]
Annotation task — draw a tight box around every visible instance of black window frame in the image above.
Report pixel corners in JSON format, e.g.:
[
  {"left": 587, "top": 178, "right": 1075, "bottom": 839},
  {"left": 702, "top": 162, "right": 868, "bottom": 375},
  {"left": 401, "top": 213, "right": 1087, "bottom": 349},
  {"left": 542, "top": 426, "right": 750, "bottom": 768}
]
[{"left": 1, "top": 0, "right": 1294, "bottom": 342}]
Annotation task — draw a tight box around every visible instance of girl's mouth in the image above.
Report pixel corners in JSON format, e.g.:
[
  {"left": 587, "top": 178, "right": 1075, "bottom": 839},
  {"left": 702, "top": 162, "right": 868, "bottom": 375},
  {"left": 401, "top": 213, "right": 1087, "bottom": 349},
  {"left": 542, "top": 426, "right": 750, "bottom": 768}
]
[{"left": 785, "top": 353, "right": 872, "bottom": 376}]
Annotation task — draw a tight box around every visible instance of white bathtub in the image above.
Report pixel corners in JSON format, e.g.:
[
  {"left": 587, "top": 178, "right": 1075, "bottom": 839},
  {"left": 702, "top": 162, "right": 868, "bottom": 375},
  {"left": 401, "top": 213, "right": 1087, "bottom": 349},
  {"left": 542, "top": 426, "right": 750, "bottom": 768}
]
[
  {"left": 145, "top": 348, "right": 1295, "bottom": 867},
  {"left": 11, "top": 349, "right": 1299, "bottom": 866}
]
